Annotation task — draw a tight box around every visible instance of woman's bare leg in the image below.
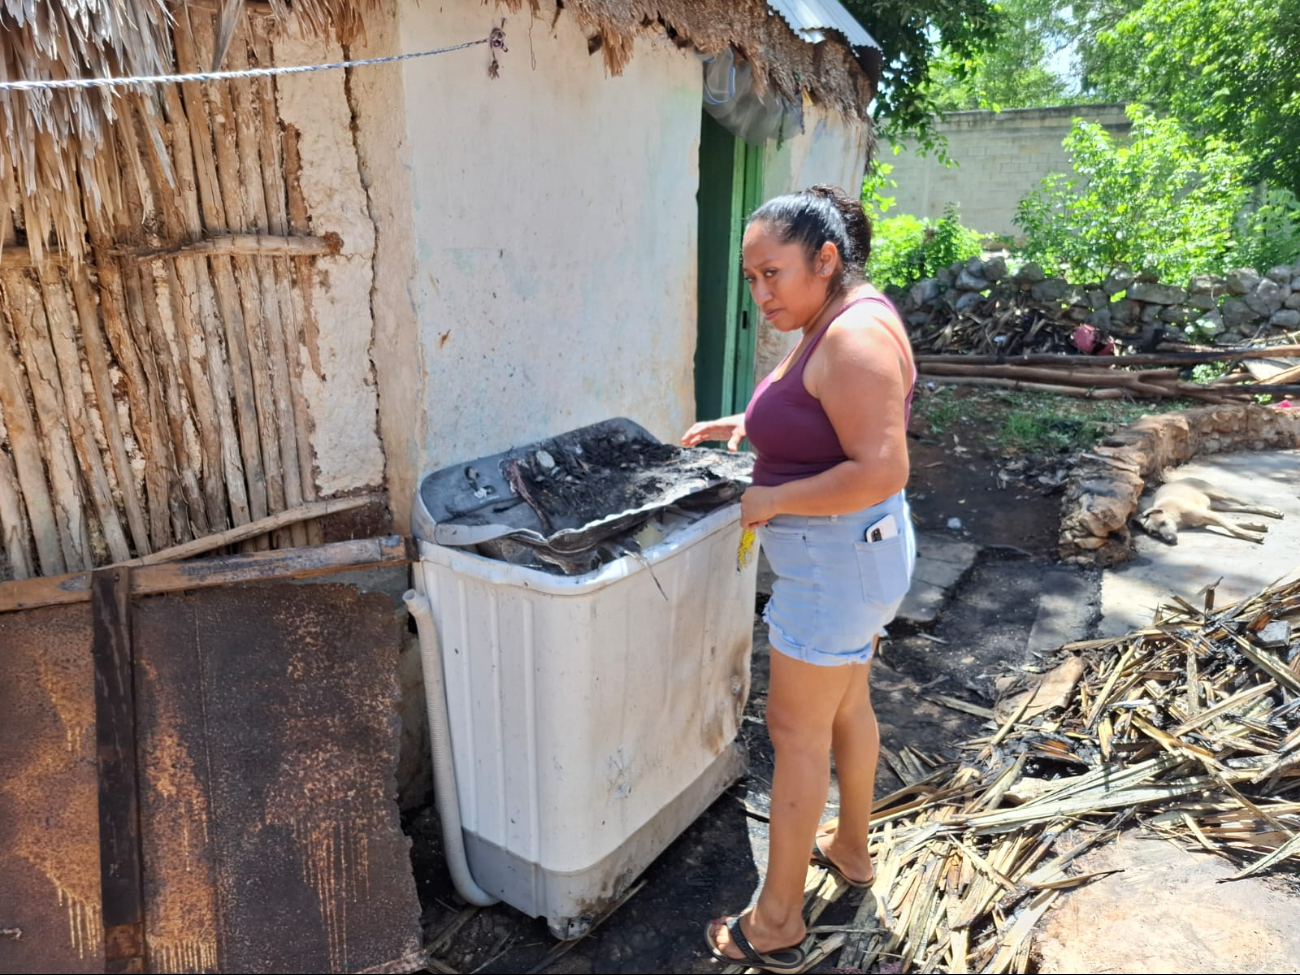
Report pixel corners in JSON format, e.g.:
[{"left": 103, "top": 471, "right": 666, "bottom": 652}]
[
  {"left": 819, "top": 650, "right": 877, "bottom": 882},
  {"left": 710, "top": 648, "right": 854, "bottom": 958}
]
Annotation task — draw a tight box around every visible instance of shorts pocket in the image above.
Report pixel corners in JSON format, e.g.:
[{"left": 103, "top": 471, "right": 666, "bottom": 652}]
[{"left": 853, "top": 536, "right": 911, "bottom": 605}]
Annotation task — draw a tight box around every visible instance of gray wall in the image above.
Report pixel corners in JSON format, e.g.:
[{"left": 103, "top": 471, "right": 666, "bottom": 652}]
[{"left": 882, "top": 104, "right": 1131, "bottom": 237}]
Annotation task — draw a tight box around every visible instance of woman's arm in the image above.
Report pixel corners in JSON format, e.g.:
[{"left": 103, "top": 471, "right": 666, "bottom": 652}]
[{"left": 741, "top": 321, "right": 909, "bottom": 527}]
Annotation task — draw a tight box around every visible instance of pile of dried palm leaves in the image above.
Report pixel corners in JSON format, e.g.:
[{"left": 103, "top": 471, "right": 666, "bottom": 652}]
[{"left": 724, "top": 573, "right": 1300, "bottom": 975}]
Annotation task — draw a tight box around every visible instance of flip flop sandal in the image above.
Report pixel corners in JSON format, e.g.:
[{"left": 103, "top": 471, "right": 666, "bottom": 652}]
[
  {"left": 705, "top": 916, "right": 808, "bottom": 973},
  {"left": 811, "top": 836, "right": 874, "bottom": 889}
]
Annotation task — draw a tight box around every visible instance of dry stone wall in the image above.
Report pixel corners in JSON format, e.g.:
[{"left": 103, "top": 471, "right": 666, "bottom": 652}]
[
  {"left": 1060, "top": 405, "right": 1300, "bottom": 565},
  {"left": 895, "top": 258, "right": 1300, "bottom": 347}
]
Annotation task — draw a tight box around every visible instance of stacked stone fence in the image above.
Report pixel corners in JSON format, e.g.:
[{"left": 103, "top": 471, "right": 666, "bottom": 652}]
[{"left": 894, "top": 257, "right": 1300, "bottom": 346}]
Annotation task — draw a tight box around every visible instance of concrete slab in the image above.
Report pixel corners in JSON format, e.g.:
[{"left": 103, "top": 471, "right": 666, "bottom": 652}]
[
  {"left": 1038, "top": 833, "right": 1300, "bottom": 974},
  {"left": 897, "top": 532, "right": 979, "bottom": 625},
  {"left": 1027, "top": 566, "right": 1100, "bottom": 653},
  {"left": 1099, "top": 450, "right": 1300, "bottom": 637}
]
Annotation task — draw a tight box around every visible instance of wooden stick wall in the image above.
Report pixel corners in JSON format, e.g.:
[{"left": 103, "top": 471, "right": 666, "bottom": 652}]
[{"left": 0, "top": 12, "right": 343, "bottom": 580}]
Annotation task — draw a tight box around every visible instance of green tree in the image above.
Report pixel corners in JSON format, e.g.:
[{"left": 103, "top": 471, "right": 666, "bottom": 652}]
[
  {"left": 1014, "top": 106, "right": 1253, "bottom": 279},
  {"left": 925, "top": 0, "right": 1072, "bottom": 111},
  {"left": 1086, "top": 0, "right": 1300, "bottom": 196},
  {"left": 840, "top": 0, "right": 1001, "bottom": 148}
]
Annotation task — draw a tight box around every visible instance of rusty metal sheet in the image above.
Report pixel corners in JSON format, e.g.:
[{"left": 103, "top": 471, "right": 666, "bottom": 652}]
[
  {"left": 131, "top": 582, "right": 425, "bottom": 974},
  {"left": 1, "top": 582, "right": 425, "bottom": 975},
  {"left": 0, "top": 604, "right": 102, "bottom": 974}
]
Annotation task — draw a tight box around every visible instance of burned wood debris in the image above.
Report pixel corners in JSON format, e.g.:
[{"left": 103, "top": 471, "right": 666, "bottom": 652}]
[
  {"left": 723, "top": 575, "right": 1300, "bottom": 974},
  {"left": 415, "top": 418, "right": 753, "bottom": 575}
]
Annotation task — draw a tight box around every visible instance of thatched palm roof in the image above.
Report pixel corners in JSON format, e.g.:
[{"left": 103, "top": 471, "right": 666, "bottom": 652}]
[{"left": 0, "top": 0, "right": 871, "bottom": 260}]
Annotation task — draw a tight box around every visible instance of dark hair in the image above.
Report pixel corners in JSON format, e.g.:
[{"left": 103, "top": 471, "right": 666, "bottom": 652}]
[{"left": 747, "top": 184, "right": 873, "bottom": 292}]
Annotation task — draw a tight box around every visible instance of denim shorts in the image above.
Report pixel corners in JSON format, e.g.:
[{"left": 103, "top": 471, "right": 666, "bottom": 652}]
[{"left": 758, "top": 492, "right": 916, "bottom": 667}]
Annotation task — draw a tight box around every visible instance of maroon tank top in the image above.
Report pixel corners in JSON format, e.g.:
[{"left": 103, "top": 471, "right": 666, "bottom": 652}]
[{"left": 744, "top": 294, "right": 915, "bottom": 488}]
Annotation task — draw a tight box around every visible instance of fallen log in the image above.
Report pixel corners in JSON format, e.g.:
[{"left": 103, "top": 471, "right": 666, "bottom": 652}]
[
  {"left": 915, "top": 345, "right": 1300, "bottom": 368},
  {"left": 920, "top": 375, "right": 1127, "bottom": 398}
]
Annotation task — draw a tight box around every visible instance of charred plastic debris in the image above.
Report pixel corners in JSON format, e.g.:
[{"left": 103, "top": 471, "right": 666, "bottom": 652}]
[{"left": 414, "top": 419, "right": 753, "bottom": 575}]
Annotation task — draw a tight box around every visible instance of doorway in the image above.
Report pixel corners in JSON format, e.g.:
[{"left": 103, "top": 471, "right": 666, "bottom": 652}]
[{"left": 694, "top": 111, "right": 766, "bottom": 423}]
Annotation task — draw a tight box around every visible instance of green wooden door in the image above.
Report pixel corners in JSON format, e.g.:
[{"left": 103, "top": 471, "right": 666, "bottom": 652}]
[{"left": 695, "top": 112, "right": 766, "bottom": 423}]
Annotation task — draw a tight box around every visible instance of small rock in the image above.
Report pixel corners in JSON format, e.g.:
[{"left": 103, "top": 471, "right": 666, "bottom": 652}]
[
  {"left": 1220, "top": 296, "right": 1254, "bottom": 327},
  {"left": 1135, "top": 268, "right": 1160, "bottom": 283},
  {"left": 1292, "top": 277, "right": 1300, "bottom": 291},
  {"left": 1016, "top": 261, "right": 1047, "bottom": 284},
  {"left": 956, "top": 267, "right": 989, "bottom": 291},
  {"left": 1109, "top": 298, "right": 1135, "bottom": 323},
  {"left": 954, "top": 291, "right": 983, "bottom": 312},
  {"left": 1286, "top": 291, "right": 1300, "bottom": 310},
  {"left": 947, "top": 517, "right": 963, "bottom": 530},
  {"left": 1246, "top": 278, "right": 1285, "bottom": 316},
  {"left": 535, "top": 449, "right": 556, "bottom": 469},
  {"left": 1268, "top": 264, "right": 1293, "bottom": 284},
  {"left": 1188, "top": 273, "right": 1220, "bottom": 295},
  {"left": 906, "top": 310, "right": 931, "bottom": 327},
  {"left": 1196, "top": 309, "right": 1224, "bottom": 332},
  {"left": 983, "top": 255, "right": 1008, "bottom": 282},
  {"left": 1185, "top": 292, "right": 1218, "bottom": 311},
  {"left": 1140, "top": 303, "right": 1164, "bottom": 324},
  {"left": 1031, "top": 278, "right": 1069, "bottom": 302},
  {"left": 1085, "top": 308, "right": 1112, "bottom": 328},
  {"left": 964, "top": 255, "right": 984, "bottom": 274},
  {"left": 1127, "top": 282, "right": 1188, "bottom": 305},
  {"left": 936, "top": 267, "right": 955, "bottom": 288},
  {"left": 1271, "top": 309, "right": 1300, "bottom": 328},
  {"left": 1086, "top": 289, "right": 1109, "bottom": 311},
  {"left": 1160, "top": 305, "right": 1196, "bottom": 323},
  {"left": 1103, "top": 268, "right": 1135, "bottom": 295},
  {"left": 910, "top": 277, "right": 940, "bottom": 306},
  {"left": 1226, "top": 268, "right": 1261, "bottom": 295}
]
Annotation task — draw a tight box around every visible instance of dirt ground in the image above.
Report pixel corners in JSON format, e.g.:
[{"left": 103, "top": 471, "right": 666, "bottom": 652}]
[
  {"left": 404, "top": 404, "right": 1298, "bottom": 974},
  {"left": 403, "top": 403, "right": 1104, "bottom": 974}
]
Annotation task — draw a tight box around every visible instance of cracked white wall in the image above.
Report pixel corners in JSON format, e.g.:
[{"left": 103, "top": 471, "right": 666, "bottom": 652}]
[
  {"left": 272, "top": 0, "right": 870, "bottom": 523},
  {"left": 273, "top": 33, "right": 387, "bottom": 496},
  {"left": 394, "top": 1, "right": 702, "bottom": 483}
]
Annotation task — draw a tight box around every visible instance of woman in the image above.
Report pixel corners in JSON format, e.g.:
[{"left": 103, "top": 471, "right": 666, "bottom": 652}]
[{"left": 682, "top": 185, "right": 917, "bottom": 972}]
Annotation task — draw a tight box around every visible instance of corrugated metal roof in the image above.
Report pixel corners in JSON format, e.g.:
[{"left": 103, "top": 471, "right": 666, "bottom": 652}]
[{"left": 766, "top": 0, "right": 881, "bottom": 51}]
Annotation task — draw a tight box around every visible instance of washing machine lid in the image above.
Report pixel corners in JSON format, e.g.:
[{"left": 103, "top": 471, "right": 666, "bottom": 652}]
[{"left": 413, "top": 417, "right": 752, "bottom": 559}]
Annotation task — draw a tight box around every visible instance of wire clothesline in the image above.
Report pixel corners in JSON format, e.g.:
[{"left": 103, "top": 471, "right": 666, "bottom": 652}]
[{"left": 0, "top": 27, "right": 507, "bottom": 92}]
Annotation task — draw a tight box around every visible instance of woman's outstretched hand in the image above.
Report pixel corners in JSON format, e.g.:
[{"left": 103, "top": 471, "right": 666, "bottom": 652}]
[{"left": 681, "top": 414, "right": 747, "bottom": 452}]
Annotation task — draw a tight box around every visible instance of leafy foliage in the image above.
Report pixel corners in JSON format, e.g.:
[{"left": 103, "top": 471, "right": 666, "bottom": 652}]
[
  {"left": 839, "top": 0, "right": 1001, "bottom": 150},
  {"left": 1013, "top": 107, "right": 1260, "bottom": 280},
  {"left": 1085, "top": 0, "right": 1300, "bottom": 197},
  {"left": 925, "top": 0, "right": 1072, "bottom": 111},
  {"left": 1232, "top": 188, "right": 1300, "bottom": 274},
  {"left": 869, "top": 203, "right": 985, "bottom": 289}
]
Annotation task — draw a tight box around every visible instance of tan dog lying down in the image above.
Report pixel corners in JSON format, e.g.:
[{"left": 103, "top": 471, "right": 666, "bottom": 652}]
[{"left": 1136, "top": 477, "right": 1284, "bottom": 544}]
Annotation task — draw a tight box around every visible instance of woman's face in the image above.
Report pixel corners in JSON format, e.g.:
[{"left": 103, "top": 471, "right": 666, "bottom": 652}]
[{"left": 742, "top": 221, "right": 836, "bottom": 333}]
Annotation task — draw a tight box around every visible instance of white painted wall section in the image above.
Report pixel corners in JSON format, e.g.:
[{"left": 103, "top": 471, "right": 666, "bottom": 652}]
[
  {"left": 398, "top": 1, "right": 703, "bottom": 476},
  {"left": 274, "top": 33, "right": 387, "bottom": 495}
]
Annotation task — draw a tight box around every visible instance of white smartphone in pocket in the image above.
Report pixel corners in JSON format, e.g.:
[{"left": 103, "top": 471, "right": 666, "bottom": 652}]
[{"left": 864, "top": 514, "right": 899, "bottom": 544}]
